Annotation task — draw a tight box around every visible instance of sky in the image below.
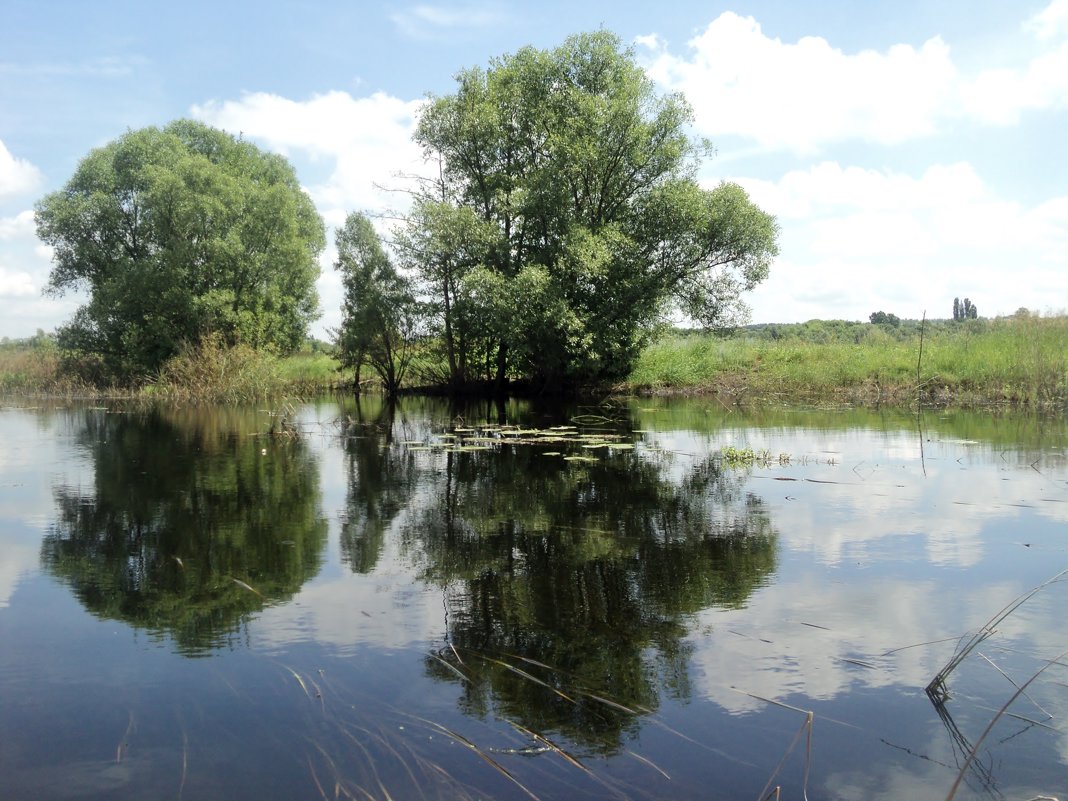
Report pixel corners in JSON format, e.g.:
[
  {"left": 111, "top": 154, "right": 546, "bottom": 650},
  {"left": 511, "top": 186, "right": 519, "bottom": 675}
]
[{"left": 1, "top": 0, "right": 1066, "bottom": 340}]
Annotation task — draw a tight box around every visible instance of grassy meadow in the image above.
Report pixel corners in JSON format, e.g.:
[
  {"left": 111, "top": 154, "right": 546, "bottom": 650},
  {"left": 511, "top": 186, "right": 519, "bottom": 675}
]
[
  {"left": 629, "top": 314, "right": 1068, "bottom": 407},
  {"left": 3, "top": 313, "right": 1065, "bottom": 407}
]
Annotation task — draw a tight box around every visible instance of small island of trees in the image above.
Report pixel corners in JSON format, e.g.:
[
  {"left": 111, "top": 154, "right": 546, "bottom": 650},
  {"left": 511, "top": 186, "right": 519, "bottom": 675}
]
[
  {"left": 4, "top": 31, "right": 1063, "bottom": 408},
  {"left": 31, "top": 31, "right": 778, "bottom": 397},
  {"left": 35, "top": 119, "right": 326, "bottom": 379}
]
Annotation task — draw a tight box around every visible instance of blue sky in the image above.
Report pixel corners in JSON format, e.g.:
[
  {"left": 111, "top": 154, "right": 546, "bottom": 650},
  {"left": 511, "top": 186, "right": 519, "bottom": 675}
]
[{"left": 1, "top": 0, "right": 1066, "bottom": 340}]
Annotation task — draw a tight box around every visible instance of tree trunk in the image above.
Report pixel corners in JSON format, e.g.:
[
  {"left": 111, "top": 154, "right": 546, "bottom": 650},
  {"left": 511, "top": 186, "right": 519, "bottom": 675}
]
[
  {"left": 442, "top": 277, "right": 459, "bottom": 387},
  {"left": 493, "top": 341, "right": 508, "bottom": 395}
]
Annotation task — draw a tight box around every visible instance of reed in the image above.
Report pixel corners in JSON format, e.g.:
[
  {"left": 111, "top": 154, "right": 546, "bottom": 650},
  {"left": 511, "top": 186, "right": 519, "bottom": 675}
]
[
  {"left": 943, "top": 650, "right": 1068, "bottom": 801},
  {"left": 0, "top": 342, "right": 61, "bottom": 391},
  {"left": 409, "top": 714, "right": 543, "bottom": 801},
  {"left": 150, "top": 336, "right": 286, "bottom": 404},
  {"left": 734, "top": 691, "right": 814, "bottom": 801},
  {"left": 274, "top": 350, "right": 345, "bottom": 392},
  {"left": 1, "top": 335, "right": 345, "bottom": 401},
  {"left": 925, "top": 568, "right": 1068, "bottom": 702},
  {"left": 0, "top": 342, "right": 132, "bottom": 398}
]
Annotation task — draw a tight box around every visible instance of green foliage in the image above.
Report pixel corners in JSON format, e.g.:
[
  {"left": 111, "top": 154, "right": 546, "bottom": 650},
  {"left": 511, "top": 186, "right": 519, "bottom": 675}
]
[
  {"left": 334, "top": 212, "right": 420, "bottom": 395},
  {"left": 869, "top": 310, "right": 900, "bottom": 327},
  {"left": 35, "top": 119, "right": 326, "bottom": 379},
  {"left": 403, "top": 30, "right": 778, "bottom": 390},
  {"left": 393, "top": 200, "right": 504, "bottom": 387},
  {"left": 719, "top": 445, "right": 776, "bottom": 467}
]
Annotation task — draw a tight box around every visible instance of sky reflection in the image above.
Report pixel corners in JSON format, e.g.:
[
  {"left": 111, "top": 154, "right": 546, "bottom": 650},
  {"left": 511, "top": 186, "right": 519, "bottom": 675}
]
[{"left": 1, "top": 399, "right": 1066, "bottom": 799}]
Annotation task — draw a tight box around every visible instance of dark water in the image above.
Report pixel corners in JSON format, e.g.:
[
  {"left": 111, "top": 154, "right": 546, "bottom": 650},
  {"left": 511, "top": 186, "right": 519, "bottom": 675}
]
[{"left": 1, "top": 396, "right": 1066, "bottom": 800}]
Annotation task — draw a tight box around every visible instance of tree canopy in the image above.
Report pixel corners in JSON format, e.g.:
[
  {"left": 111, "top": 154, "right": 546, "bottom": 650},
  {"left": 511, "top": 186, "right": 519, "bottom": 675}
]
[
  {"left": 953, "top": 296, "right": 978, "bottom": 321},
  {"left": 35, "top": 119, "right": 326, "bottom": 377},
  {"left": 398, "top": 30, "right": 779, "bottom": 390},
  {"left": 869, "top": 310, "right": 900, "bottom": 327},
  {"left": 333, "top": 212, "right": 420, "bottom": 395}
]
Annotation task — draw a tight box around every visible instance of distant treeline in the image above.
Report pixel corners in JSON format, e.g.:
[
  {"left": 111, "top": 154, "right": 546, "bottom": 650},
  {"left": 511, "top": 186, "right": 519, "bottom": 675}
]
[{"left": 667, "top": 312, "right": 1040, "bottom": 345}]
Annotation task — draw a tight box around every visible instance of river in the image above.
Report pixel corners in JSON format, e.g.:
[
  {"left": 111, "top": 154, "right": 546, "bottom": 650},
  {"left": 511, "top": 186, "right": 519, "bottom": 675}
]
[{"left": 1, "top": 396, "right": 1065, "bottom": 800}]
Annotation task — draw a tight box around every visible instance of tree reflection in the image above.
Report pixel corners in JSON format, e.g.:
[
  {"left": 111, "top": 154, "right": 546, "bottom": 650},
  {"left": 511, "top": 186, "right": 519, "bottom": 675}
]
[
  {"left": 41, "top": 407, "right": 327, "bottom": 655},
  {"left": 341, "top": 403, "right": 778, "bottom": 753},
  {"left": 339, "top": 396, "right": 420, "bottom": 573}
]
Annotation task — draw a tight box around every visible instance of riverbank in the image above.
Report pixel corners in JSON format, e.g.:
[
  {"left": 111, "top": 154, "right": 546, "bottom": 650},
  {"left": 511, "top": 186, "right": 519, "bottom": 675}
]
[
  {"left": 4, "top": 315, "right": 1065, "bottom": 408},
  {"left": 628, "top": 315, "right": 1067, "bottom": 409},
  {"left": 0, "top": 336, "right": 342, "bottom": 404}
]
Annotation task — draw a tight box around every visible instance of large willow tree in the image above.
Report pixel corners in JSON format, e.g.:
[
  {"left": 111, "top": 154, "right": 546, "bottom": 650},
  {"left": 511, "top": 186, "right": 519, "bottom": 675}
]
[
  {"left": 35, "top": 119, "right": 325, "bottom": 378},
  {"left": 399, "top": 31, "right": 779, "bottom": 391}
]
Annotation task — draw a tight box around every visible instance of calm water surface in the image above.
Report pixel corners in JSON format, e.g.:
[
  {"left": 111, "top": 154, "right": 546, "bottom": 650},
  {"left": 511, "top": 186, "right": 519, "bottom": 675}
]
[{"left": 1, "top": 397, "right": 1066, "bottom": 800}]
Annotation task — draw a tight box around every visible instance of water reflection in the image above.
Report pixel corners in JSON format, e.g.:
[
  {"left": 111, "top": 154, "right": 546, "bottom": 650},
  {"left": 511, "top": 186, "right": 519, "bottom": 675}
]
[
  {"left": 3, "top": 397, "right": 1065, "bottom": 799},
  {"left": 338, "top": 400, "right": 779, "bottom": 753},
  {"left": 339, "top": 396, "right": 421, "bottom": 574},
  {"left": 40, "top": 407, "right": 327, "bottom": 655}
]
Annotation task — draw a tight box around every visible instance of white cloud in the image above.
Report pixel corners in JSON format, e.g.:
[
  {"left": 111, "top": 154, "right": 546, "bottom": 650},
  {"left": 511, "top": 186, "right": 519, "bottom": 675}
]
[
  {"left": 1026, "top": 0, "right": 1068, "bottom": 41},
  {"left": 730, "top": 161, "right": 1068, "bottom": 322},
  {"left": 0, "top": 210, "right": 35, "bottom": 240},
  {"left": 390, "top": 3, "right": 506, "bottom": 40},
  {"left": 633, "top": 33, "right": 663, "bottom": 51},
  {"left": 0, "top": 141, "right": 43, "bottom": 198},
  {"left": 0, "top": 267, "right": 36, "bottom": 298},
  {"left": 962, "top": 42, "right": 1068, "bottom": 124},
  {"left": 0, "top": 211, "right": 73, "bottom": 335},
  {"left": 645, "top": 8, "right": 1068, "bottom": 151},
  {"left": 645, "top": 13, "right": 958, "bottom": 152},
  {"left": 192, "top": 90, "right": 425, "bottom": 218},
  {"left": 0, "top": 211, "right": 47, "bottom": 300}
]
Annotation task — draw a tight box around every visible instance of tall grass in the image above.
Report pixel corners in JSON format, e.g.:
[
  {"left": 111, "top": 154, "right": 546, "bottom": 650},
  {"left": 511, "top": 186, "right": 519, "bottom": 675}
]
[
  {"left": 922, "top": 314, "right": 1068, "bottom": 403},
  {"left": 151, "top": 335, "right": 324, "bottom": 404},
  {"left": 0, "top": 340, "right": 131, "bottom": 398},
  {"left": 275, "top": 350, "right": 346, "bottom": 394},
  {"left": 0, "top": 343, "right": 62, "bottom": 392},
  {"left": 629, "top": 315, "right": 1068, "bottom": 407},
  {"left": 1, "top": 335, "right": 347, "bottom": 403}
]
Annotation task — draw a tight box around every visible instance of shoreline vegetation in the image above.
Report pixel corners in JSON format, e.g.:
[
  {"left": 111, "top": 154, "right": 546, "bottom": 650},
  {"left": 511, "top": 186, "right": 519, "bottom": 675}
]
[
  {"left": 2, "top": 313, "right": 1065, "bottom": 409},
  {"left": 629, "top": 313, "right": 1068, "bottom": 408},
  {"left": 34, "top": 37, "right": 779, "bottom": 401},
  {"left": 13, "top": 36, "right": 1063, "bottom": 414}
]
